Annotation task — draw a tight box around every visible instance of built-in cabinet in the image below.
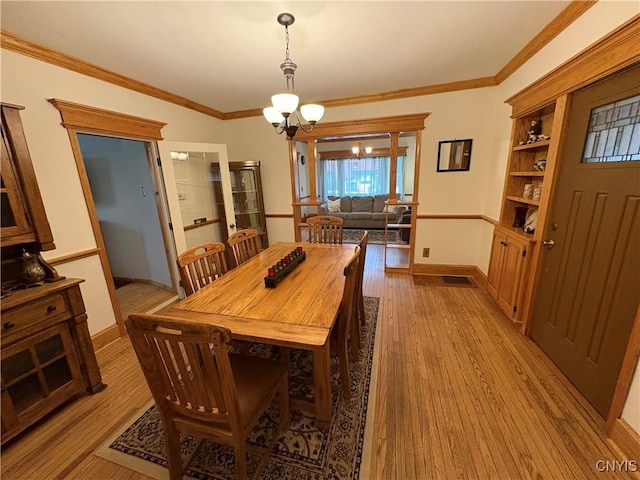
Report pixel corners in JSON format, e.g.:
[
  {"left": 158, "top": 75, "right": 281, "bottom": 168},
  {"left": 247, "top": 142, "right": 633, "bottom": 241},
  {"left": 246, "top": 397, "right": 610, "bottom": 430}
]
[
  {"left": 213, "top": 161, "right": 268, "bottom": 250},
  {"left": 488, "top": 101, "right": 562, "bottom": 329},
  {"left": 0, "top": 103, "right": 103, "bottom": 444}
]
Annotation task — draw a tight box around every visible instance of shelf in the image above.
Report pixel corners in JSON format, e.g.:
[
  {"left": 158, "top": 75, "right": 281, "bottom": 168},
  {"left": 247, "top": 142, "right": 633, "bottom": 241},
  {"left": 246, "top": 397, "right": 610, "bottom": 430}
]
[
  {"left": 232, "top": 189, "right": 258, "bottom": 194},
  {"left": 513, "top": 140, "right": 550, "bottom": 151},
  {"left": 510, "top": 171, "right": 545, "bottom": 177},
  {"left": 506, "top": 195, "right": 540, "bottom": 206},
  {"left": 497, "top": 224, "right": 536, "bottom": 242}
]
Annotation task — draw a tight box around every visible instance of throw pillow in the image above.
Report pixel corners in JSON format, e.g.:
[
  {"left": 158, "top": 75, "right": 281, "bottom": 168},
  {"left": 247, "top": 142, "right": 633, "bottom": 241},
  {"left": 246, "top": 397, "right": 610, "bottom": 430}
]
[
  {"left": 383, "top": 204, "right": 398, "bottom": 214},
  {"left": 327, "top": 198, "right": 341, "bottom": 213}
]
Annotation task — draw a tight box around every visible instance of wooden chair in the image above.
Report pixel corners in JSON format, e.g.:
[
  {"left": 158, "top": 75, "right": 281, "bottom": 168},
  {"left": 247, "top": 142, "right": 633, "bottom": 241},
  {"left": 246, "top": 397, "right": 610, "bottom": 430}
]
[
  {"left": 350, "top": 231, "right": 368, "bottom": 359},
  {"left": 228, "top": 229, "right": 260, "bottom": 266},
  {"left": 331, "top": 245, "right": 360, "bottom": 398},
  {"left": 306, "top": 215, "right": 344, "bottom": 244},
  {"left": 177, "top": 242, "right": 229, "bottom": 296},
  {"left": 126, "top": 314, "right": 290, "bottom": 480}
]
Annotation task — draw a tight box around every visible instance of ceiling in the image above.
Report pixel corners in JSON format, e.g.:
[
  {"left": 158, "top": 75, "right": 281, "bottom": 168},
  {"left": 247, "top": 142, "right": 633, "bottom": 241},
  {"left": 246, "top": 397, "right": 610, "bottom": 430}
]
[{"left": 1, "top": 1, "right": 575, "bottom": 116}]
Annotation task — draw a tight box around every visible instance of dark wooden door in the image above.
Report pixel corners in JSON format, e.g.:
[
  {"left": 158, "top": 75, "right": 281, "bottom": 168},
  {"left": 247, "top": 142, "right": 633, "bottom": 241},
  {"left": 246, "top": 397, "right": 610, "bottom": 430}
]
[{"left": 529, "top": 65, "right": 640, "bottom": 418}]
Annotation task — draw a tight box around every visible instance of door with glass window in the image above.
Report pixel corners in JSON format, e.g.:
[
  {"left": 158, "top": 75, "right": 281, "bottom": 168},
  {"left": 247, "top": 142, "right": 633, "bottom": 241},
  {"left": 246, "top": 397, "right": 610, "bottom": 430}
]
[{"left": 529, "top": 66, "right": 640, "bottom": 417}]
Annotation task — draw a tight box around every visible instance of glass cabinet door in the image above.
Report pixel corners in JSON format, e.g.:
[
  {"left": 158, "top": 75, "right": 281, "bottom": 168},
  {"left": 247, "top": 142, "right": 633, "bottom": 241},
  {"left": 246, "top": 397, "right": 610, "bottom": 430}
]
[
  {"left": 1, "top": 131, "right": 32, "bottom": 239},
  {"left": 228, "top": 163, "right": 268, "bottom": 249}
]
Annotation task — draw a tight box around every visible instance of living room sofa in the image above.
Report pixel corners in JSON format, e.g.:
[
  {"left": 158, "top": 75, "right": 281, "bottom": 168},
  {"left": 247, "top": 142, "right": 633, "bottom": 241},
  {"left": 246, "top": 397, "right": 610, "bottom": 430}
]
[{"left": 319, "top": 194, "right": 406, "bottom": 229}]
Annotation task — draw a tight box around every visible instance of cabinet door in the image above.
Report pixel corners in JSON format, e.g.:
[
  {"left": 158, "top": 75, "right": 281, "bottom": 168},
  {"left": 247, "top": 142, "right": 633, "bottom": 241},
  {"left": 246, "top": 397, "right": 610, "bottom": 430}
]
[
  {"left": 0, "top": 130, "right": 34, "bottom": 241},
  {"left": 496, "top": 238, "right": 527, "bottom": 318},
  {"left": 1, "top": 323, "right": 84, "bottom": 443},
  {"left": 228, "top": 163, "right": 268, "bottom": 249},
  {"left": 486, "top": 231, "right": 506, "bottom": 298}
]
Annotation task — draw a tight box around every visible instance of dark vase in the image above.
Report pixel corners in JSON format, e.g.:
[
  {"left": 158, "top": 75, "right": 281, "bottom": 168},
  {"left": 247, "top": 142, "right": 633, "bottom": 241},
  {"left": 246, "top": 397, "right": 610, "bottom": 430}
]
[
  {"left": 513, "top": 206, "right": 529, "bottom": 228},
  {"left": 21, "top": 249, "right": 46, "bottom": 286}
]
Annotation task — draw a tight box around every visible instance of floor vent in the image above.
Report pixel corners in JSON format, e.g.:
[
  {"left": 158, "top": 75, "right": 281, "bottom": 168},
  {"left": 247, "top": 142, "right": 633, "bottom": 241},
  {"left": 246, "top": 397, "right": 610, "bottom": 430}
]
[{"left": 442, "top": 276, "right": 472, "bottom": 285}]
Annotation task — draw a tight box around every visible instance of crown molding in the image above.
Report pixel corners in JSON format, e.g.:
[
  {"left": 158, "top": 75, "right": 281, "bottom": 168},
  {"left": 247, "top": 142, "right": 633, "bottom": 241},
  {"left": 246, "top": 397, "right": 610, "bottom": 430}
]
[
  {"left": 0, "top": 30, "right": 224, "bottom": 120},
  {"left": 495, "top": 0, "right": 598, "bottom": 84}
]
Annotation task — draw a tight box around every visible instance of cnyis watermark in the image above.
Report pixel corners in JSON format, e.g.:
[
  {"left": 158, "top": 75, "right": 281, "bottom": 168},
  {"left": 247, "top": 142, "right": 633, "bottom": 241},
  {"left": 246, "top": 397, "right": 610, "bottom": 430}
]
[{"left": 595, "top": 460, "right": 638, "bottom": 472}]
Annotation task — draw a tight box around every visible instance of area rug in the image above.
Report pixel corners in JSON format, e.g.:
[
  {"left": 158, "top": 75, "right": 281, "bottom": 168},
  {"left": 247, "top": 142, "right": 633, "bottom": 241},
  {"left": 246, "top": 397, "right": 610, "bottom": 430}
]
[
  {"left": 342, "top": 228, "right": 405, "bottom": 245},
  {"left": 95, "top": 297, "right": 380, "bottom": 480}
]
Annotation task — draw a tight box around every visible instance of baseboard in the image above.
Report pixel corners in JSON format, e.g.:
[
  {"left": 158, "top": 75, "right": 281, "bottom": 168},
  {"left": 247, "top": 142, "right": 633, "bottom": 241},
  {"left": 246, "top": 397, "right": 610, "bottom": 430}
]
[
  {"left": 113, "top": 277, "right": 174, "bottom": 293},
  {"left": 610, "top": 418, "right": 640, "bottom": 462},
  {"left": 413, "top": 263, "right": 488, "bottom": 291},
  {"left": 91, "top": 324, "right": 122, "bottom": 352}
]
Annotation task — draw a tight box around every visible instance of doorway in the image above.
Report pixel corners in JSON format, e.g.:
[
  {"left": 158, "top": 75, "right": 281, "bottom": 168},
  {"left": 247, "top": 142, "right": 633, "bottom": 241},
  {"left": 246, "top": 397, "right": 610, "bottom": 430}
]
[
  {"left": 77, "top": 134, "right": 178, "bottom": 318},
  {"left": 529, "top": 65, "right": 640, "bottom": 418}
]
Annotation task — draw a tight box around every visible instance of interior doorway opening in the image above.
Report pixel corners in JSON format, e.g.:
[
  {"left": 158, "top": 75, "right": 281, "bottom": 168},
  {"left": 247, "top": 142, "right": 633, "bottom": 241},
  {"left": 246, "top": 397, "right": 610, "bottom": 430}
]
[{"left": 77, "top": 134, "right": 178, "bottom": 319}]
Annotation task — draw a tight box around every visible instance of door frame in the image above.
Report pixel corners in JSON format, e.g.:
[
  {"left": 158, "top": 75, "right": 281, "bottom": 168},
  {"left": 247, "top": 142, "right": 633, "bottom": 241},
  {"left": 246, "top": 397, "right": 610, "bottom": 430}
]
[
  {"left": 48, "top": 99, "right": 178, "bottom": 337},
  {"left": 156, "top": 141, "right": 234, "bottom": 259},
  {"left": 504, "top": 16, "right": 640, "bottom": 439}
]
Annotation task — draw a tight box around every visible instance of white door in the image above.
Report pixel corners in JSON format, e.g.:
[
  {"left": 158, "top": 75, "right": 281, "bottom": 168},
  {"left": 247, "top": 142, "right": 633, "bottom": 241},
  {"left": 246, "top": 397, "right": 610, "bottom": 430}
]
[{"left": 157, "top": 142, "right": 236, "bottom": 257}]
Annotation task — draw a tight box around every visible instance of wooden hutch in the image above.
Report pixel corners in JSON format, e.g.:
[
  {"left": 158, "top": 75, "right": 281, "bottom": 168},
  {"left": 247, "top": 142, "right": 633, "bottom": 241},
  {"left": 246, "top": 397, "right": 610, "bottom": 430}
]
[{"left": 1, "top": 103, "right": 104, "bottom": 445}]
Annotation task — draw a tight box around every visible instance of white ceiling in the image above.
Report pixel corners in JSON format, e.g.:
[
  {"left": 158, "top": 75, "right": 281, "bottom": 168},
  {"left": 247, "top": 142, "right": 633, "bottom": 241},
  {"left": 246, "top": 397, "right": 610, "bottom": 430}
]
[{"left": 1, "top": 1, "right": 574, "bottom": 114}]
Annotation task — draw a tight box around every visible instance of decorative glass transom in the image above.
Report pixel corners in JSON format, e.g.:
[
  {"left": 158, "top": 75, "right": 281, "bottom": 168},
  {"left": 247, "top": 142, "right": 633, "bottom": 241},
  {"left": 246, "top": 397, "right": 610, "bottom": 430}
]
[{"left": 582, "top": 94, "right": 640, "bottom": 163}]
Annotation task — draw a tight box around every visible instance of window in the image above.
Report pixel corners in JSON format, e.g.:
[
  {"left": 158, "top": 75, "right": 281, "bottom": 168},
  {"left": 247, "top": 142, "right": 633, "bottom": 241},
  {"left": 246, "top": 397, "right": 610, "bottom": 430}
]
[
  {"left": 582, "top": 94, "right": 640, "bottom": 163},
  {"left": 321, "top": 156, "right": 404, "bottom": 199}
]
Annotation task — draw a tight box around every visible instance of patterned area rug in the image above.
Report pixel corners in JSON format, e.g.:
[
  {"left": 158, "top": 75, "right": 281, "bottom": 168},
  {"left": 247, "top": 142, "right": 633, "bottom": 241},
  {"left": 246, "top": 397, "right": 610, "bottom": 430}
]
[
  {"left": 342, "top": 228, "right": 405, "bottom": 245},
  {"left": 95, "top": 297, "right": 380, "bottom": 480}
]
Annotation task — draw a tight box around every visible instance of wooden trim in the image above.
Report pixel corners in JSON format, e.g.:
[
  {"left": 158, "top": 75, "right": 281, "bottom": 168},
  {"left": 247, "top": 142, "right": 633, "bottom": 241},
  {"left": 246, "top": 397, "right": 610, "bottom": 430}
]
[
  {"left": 224, "top": 78, "right": 494, "bottom": 120},
  {"left": 183, "top": 218, "right": 220, "bottom": 232},
  {"left": 607, "top": 305, "right": 640, "bottom": 433},
  {"left": 507, "top": 16, "right": 640, "bottom": 117},
  {"left": 112, "top": 277, "right": 174, "bottom": 293},
  {"left": 46, "top": 247, "right": 101, "bottom": 266},
  {"left": 416, "top": 214, "right": 498, "bottom": 225},
  {"left": 64, "top": 129, "right": 126, "bottom": 337},
  {"left": 48, "top": 99, "right": 166, "bottom": 140},
  {"left": 610, "top": 418, "right": 640, "bottom": 462},
  {"left": 0, "top": 30, "right": 224, "bottom": 120},
  {"left": 495, "top": 1, "right": 598, "bottom": 84},
  {"left": 293, "top": 113, "right": 430, "bottom": 140},
  {"left": 265, "top": 213, "right": 294, "bottom": 218},
  {"left": 318, "top": 146, "right": 408, "bottom": 160},
  {"left": 91, "top": 324, "right": 121, "bottom": 352}
]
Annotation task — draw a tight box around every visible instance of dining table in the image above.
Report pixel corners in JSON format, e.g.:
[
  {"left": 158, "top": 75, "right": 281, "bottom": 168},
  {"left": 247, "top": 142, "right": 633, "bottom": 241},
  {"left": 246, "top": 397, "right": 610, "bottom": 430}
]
[{"left": 166, "top": 241, "right": 356, "bottom": 430}]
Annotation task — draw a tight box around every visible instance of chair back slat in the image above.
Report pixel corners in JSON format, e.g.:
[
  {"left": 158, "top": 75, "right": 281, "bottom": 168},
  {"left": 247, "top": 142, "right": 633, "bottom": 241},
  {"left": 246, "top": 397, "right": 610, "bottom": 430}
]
[
  {"left": 227, "top": 228, "right": 261, "bottom": 266},
  {"left": 307, "top": 215, "right": 344, "bottom": 244},
  {"left": 127, "top": 315, "right": 237, "bottom": 423},
  {"left": 337, "top": 246, "right": 360, "bottom": 349},
  {"left": 177, "top": 242, "right": 229, "bottom": 296}
]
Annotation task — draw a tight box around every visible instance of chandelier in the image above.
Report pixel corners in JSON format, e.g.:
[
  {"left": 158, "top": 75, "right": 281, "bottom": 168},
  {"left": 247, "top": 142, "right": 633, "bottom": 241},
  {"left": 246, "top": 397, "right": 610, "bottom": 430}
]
[
  {"left": 263, "top": 13, "right": 324, "bottom": 139},
  {"left": 352, "top": 143, "right": 373, "bottom": 158}
]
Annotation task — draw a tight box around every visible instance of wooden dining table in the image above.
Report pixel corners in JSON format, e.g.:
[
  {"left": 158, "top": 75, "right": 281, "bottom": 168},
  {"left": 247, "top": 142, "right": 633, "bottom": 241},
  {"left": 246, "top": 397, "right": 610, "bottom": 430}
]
[{"left": 167, "top": 241, "right": 355, "bottom": 429}]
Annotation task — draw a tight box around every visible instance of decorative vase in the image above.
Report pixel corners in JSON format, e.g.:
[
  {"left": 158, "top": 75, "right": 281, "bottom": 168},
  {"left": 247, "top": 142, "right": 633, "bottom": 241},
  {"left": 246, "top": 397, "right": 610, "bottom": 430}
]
[
  {"left": 20, "top": 249, "right": 46, "bottom": 286},
  {"left": 513, "top": 206, "right": 529, "bottom": 228}
]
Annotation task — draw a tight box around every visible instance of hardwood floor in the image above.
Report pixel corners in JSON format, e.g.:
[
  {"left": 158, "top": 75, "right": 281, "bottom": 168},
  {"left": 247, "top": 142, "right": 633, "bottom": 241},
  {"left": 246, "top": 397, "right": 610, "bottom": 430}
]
[
  {"left": 115, "top": 281, "right": 177, "bottom": 320},
  {"left": 1, "top": 245, "right": 637, "bottom": 479}
]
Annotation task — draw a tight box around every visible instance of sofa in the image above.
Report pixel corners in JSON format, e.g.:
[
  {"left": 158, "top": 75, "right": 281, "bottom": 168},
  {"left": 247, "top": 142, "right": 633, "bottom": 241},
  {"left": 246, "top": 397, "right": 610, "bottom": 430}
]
[{"left": 319, "top": 194, "right": 406, "bottom": 229}]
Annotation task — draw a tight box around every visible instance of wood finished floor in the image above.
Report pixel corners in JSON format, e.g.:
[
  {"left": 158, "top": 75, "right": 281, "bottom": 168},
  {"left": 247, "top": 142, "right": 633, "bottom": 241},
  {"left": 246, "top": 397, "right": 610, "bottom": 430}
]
[{"left": 1, "top": 245, "right": 637, "bottom": 480}]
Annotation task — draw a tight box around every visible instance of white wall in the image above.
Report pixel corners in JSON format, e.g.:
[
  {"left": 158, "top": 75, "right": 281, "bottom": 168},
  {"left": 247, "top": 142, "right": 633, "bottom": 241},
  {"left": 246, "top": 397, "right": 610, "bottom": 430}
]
[{"left": 79, "top": 135, "right": 172, "bottom": 288}]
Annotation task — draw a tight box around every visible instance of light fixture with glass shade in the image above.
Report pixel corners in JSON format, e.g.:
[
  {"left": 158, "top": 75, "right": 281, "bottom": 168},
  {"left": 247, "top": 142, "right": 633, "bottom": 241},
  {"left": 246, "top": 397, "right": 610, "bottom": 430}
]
[
  {"left": 352, "top": 143, "right": 373, "bottom": 158},
  {"left": 263, "top": 13, "right": 324, "bottom": 139}
]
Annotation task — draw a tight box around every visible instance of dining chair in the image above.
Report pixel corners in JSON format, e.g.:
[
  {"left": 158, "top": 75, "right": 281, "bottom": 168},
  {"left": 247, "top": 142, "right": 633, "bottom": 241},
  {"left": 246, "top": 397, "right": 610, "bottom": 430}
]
[
  {"left": 331, "top": 245, "right": 360, "bottom": 399},
  {"left": 306, "top": 215, "right": 344, "bottom": 244},
  {"left": 126, "top": 314, "right": 290, "bottom": 480},
  {"left": 350, "top": 230, "right": 368, "bottom": 360},
  {"left": 177, "top": 242, "right": 229, "bottom": 296},
  {"left": 228, "top": 228, "right": 260, "bottom": 266}
]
